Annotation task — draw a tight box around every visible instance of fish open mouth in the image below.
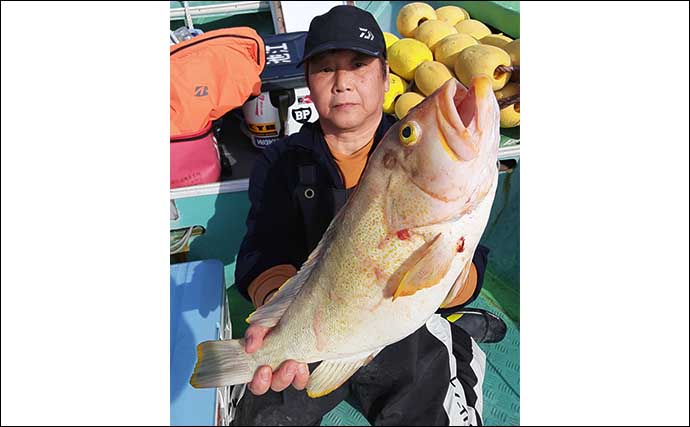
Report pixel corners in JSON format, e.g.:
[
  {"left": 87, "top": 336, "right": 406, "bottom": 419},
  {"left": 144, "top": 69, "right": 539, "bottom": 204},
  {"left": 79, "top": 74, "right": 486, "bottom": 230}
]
[
  {"left": 437, "top": 77, "right": 493, "bottom": 161},
  {"left": 453, "top": 81, "right": 477, "bottom": 129}
]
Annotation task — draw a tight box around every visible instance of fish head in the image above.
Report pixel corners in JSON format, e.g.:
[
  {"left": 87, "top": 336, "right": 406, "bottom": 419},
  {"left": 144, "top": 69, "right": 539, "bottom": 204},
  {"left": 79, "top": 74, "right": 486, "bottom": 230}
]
[
  {"left": 396, "top": 75, "right": 499, "bottom": 200},
  {"left": 375, "top": 75, "right": 500, "bottom": 231}
]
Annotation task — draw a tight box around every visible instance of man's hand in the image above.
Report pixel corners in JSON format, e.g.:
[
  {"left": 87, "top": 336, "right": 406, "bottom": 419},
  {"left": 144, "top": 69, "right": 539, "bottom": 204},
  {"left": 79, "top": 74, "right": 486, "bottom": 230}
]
[{"left": 244, "top": 324, "right": 310, "bottom": 395}]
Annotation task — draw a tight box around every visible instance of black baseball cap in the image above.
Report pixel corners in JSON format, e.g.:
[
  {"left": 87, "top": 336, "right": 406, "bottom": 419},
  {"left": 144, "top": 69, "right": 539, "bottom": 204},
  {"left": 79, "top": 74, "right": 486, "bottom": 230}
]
[{"left": 298, "top": 5, "right": 386, "bottom": 66}]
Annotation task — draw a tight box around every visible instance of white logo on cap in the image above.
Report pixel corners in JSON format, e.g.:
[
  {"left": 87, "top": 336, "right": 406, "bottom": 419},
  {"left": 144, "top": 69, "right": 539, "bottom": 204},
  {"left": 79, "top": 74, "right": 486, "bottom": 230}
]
[{"left": 359, "top": 27, "right": 374, "bottom": 41}]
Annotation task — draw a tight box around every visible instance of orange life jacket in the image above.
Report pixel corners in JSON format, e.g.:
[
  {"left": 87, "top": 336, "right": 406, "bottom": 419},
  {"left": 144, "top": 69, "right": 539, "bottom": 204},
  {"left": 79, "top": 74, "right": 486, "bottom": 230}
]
[{"left": 170, "top": 27, "right": 266, "bottom": 137}]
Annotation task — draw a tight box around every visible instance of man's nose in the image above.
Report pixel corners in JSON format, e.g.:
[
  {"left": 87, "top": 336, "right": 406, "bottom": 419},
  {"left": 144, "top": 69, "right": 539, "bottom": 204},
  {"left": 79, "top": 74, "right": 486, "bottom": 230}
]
[{"left": 333, "top": 69, "right": 353, "bottom": 93}]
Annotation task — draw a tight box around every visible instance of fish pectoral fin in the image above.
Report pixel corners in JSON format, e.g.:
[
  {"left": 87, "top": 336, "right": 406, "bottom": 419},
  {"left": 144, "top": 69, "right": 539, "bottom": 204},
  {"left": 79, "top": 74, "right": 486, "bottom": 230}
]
[
  {"left": 307, "top": 349, "right": 383, "bottom": 398},
  {"left": 392, "top": 233, "right": 454, "bottom": 300}
]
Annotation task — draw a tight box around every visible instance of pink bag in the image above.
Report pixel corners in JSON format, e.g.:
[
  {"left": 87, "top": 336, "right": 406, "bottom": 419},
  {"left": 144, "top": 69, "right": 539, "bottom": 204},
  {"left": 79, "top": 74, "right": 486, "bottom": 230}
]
[
  {"left": 170, "top": 27, "right": 265, "bottom": 189},
  {"left": 170, "top": 123, "right": 221, "bottom": 189}
]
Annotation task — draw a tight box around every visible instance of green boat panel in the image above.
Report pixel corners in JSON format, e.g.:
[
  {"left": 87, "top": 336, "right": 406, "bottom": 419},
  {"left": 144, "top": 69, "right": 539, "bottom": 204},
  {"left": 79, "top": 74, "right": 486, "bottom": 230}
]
[
  {"left": 481, "top": 162, "right": 520, "bottom": 323},
  {"left": 500, "top": 126, "right": 520, "bottom": 147},
  {"left": 449, "top": 1, "right": 519, "bottom": 38},
  {"left": 170, "top": 1, "right": 271, "bottom": 20},
  {"left": 171, "top": 13, "right": 275, "bottom": 35},
  {"left": 170, "top": 1, "right": 274, "bottom": 34},
  {"left": 171, "top": 191, "right": 256, "bottom": 334}
]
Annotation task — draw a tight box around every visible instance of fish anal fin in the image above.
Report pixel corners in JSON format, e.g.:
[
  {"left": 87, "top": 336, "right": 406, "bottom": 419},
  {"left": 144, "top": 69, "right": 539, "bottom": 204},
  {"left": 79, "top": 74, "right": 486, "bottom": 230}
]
[{"left": 307, "top": 349, "right": 383, "bottom": 398}]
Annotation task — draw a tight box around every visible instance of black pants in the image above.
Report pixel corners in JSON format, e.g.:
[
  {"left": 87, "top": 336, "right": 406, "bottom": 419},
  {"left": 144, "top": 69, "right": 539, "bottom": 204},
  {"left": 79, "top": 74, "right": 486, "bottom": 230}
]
[{"left": 230, "top": 315, "right": 486, "bottom": 426}]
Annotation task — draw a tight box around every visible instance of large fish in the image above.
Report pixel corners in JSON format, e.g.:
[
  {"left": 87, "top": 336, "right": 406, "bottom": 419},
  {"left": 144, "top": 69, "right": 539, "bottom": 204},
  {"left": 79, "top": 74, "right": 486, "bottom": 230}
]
[{"left": 190, "top": 75, "right": 500, "bottom": 398}]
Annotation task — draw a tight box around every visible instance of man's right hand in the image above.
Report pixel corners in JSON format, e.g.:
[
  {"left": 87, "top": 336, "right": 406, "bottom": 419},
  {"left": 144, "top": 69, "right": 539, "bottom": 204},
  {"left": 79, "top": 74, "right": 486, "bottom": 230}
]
[{"left": 244, "top": 324, "right": 310, "bottom": 395}]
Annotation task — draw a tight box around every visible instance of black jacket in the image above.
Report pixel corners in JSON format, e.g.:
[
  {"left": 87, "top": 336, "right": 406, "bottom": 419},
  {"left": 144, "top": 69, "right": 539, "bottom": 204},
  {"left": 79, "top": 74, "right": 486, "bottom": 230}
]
[{"left": 235, "top": 114, "right": 489, "bottom": 306}]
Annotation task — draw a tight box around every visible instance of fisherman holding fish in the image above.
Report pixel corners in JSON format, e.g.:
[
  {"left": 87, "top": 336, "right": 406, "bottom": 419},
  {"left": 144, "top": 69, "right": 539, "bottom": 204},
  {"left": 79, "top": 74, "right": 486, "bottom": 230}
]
[{"left": 195, "top": 5, "right": 506, "bottom": 425}]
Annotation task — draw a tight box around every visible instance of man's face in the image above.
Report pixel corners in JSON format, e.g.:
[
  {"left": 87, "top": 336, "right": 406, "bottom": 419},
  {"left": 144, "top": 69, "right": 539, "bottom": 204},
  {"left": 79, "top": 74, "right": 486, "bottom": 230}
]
[{"left": 307, "top": 50, "right": 389, "bottom": 131}]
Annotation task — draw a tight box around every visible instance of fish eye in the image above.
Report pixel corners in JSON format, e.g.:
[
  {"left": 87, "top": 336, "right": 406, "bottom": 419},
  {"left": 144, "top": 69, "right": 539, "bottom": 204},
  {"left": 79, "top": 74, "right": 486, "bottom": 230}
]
[{"left": 399, "top": 121, "right": 420, "bottom": 146}]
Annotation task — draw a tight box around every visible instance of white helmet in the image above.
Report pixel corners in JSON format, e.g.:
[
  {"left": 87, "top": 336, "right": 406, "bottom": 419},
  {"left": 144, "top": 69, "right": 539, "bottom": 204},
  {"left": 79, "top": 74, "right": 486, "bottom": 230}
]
[{"left": 241, "top": 92, "right": 282, "bottom": 149}]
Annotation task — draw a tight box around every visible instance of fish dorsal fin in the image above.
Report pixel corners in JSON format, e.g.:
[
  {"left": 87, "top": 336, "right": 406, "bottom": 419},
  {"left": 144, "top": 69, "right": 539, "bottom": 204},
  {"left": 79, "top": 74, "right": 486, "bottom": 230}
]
[
  {"left": 247, "top": 206, "right": 345, "bottom": 328},
  {"left": 246, "top": 272, "right": 305, "bottom": 328},
  {"left": 307, "top": 348, "right": 383, "bottom": 398}
]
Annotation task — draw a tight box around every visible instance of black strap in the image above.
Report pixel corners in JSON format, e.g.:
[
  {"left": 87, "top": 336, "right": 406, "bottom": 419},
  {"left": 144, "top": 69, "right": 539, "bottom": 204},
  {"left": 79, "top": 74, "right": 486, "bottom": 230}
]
[
  {"left": 298, "top": 164, "right": 317, "bottom": 186},
  {"left": 294, "top": 150, "right": 324, "bottom": 251},
  {"left": 332, "top": 188, "right": 349, "bottom": 214},
  {"left": 270, "top": 90, "right": 295, "bottom": 138},
  {"left": 294, "top": 149, "right": 357, "bottom": 252}
]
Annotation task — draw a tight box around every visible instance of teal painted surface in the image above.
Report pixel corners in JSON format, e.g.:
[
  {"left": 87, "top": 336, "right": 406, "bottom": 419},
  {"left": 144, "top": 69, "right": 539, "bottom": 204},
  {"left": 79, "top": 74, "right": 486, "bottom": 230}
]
[
  {"left": 171, "top": 190, "right": 255, "bottom": 336},
  {"left": 353, "top": 1, "right": 401, "bottom": 36},
  {"left": 170, "top": 12, "right": 275, "bottom": 35},
  {"left": 479, "top": 162, "right": 520, "bottom": 325},
  {"left": 171, "top": 191, "right": 249, "bottom": 279},
  {"left": 171, "top": 0, "right": 268, "bottom": 15},
  {"left": 170, "top": 1, "right": 275, "bottom": 35},
  {"left": 446, "top": 1, "right": 519, "bottom": 38}
]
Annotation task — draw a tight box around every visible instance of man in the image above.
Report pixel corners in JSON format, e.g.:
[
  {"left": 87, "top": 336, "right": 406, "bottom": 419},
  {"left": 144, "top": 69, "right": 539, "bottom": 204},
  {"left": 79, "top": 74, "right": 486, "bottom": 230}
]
[{"left": 233, "top": 5, "right": 505, "bottom": 425}]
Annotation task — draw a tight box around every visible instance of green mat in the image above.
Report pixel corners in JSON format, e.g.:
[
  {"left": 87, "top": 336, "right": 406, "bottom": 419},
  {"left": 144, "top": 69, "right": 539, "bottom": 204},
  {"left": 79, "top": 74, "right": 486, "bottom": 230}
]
[{"left": 471, "top": 296, "right": 520, "bottom": 426}]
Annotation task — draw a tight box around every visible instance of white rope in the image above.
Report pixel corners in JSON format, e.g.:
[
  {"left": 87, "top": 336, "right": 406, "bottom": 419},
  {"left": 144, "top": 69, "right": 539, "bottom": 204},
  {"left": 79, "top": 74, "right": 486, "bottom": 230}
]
[
  {"left": 170, "top": 226, "right": 195, "bottom": 254},
  {"left": 183, "top": 0, "right": 194, "bottom": 29}
]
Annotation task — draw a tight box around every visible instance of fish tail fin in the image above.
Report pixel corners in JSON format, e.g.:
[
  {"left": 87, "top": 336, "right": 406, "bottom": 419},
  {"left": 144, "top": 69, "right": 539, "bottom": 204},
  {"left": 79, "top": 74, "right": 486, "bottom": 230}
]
[{"left": 189, "top": 339, "right": 255, "bottom": 388}]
